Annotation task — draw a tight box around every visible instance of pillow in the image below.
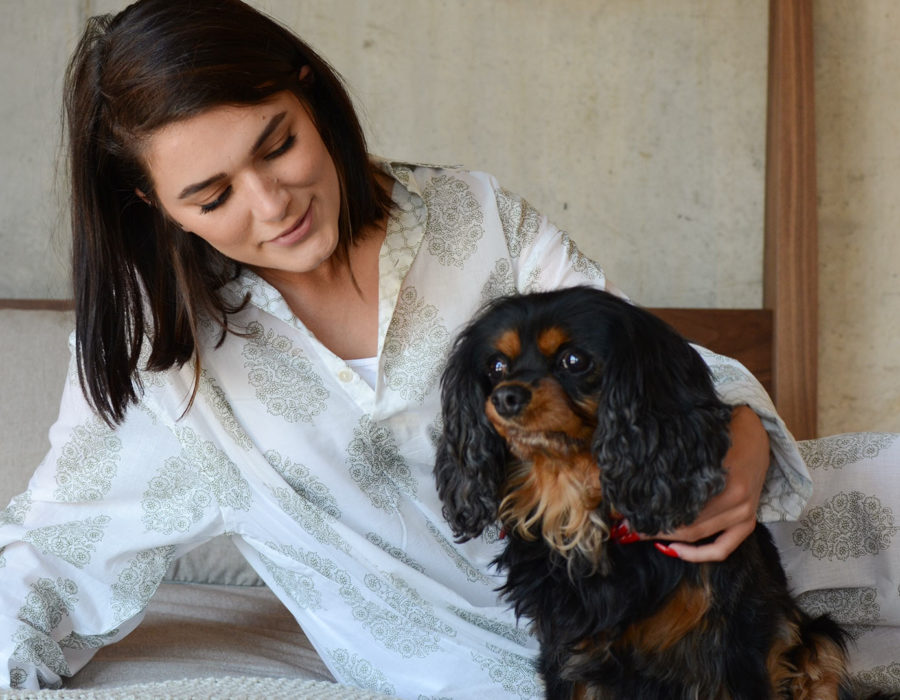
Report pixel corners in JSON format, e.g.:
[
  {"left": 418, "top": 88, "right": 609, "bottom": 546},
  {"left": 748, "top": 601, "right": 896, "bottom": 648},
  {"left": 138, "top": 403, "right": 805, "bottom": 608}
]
[{"left": 767, "top": 432, "right": 900, "bottom": 691}]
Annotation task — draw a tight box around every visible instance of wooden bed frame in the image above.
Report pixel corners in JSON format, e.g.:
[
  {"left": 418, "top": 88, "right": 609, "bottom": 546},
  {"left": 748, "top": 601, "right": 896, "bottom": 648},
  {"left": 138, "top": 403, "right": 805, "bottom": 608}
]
[{"left": 0, "top": 1, "right": 817, "bottom": 439}]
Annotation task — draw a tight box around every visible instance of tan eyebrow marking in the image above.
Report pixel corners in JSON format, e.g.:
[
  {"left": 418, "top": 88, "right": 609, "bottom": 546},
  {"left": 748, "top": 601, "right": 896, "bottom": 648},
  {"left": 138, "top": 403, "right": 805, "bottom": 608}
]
[
  {"left": 538, "top": 327, "right": 569, "bottom": 357},
  {"left": 494, "top": 329, "right": 522, "bottom": 360}
]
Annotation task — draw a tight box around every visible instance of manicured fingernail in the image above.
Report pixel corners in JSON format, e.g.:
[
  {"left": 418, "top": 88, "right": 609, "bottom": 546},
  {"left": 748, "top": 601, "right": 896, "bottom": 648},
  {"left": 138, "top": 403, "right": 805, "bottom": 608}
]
[
  {"left": 610, "top": 522, "right": 639, "bottom": 544},
  {"left": 498, "top": 528, "right": 507, "bottom": 540},
  {"left": 654, "top": 542, "right": 681, "bottom": 559}
]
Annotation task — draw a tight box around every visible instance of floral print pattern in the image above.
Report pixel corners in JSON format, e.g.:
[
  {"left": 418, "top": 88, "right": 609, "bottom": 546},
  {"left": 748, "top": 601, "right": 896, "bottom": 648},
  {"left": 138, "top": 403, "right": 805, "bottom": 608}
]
[
  {"left": 0, "top": 162, "right": 817, "bottom": 696},
  {"left": 242, "top": 321, "right": 329, "bottom": 423},
  {"left": 792, "top": 491, "right": 897, "bottom": 560}
]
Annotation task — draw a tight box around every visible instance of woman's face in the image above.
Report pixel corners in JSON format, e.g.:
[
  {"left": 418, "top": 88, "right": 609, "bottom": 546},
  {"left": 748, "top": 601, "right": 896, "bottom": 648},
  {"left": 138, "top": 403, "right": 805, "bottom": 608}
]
[{"left": 142, "top": 91, "right": 342, "bottom": 282}]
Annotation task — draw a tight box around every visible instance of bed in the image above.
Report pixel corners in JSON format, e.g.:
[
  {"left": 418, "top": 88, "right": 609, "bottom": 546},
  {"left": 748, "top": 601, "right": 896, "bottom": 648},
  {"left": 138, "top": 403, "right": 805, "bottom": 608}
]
[{"left": 1, "top": 2, "right": 898, "bottom": 697}]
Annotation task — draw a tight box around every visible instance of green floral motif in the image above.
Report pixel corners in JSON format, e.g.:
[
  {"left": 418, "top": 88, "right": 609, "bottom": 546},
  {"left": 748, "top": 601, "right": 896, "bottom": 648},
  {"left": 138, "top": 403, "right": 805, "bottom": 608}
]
[
  {"left": 559, "top": 231, "right": 604, "bottom": 282},
  {"left": 265, "top": 450, "right": 341, "bottom": 519},
  {"left": 792, "top": 491, "right": 898, "bottom": 560},
  {"left": 111, "top": 546, "right": 176, "bottom": 619},
  {"left": 53, "top": 417, "right": 122, "bottom": 501},
  {"left": 796, "top": 587, "right": 880, "bottom": 639},
  {"left": 449, "top": 606, "right": 532, "bottom": 646},
  {"left": 423, "top": 174, "right": 484, "bottom": 267},
  {"left": 363, "top": 573, "right": 456, "bottom": 644},
  {"left": 12, "top": 626, "right": 70, "bottom": 680},
  {"left": 23, "top": 516, "right": 110, "bottom": 569},
  {"left": 328, "top": 648, "right": 396, "bottom": 696},
  {"left": 199, "top": 371, "right": 253, "bottom": 450},
  {"left": 426, "top": 521, "right": 494, "bottom": 585},
  {"left": 8, "top": 667, "right": 27, "bottom": 689},
  {"left": 496, "top": 187, "right": 542, "bottom": 259},
  {"left": 17, "top": 578, "right": 78, "bottom": 635},
  {"left": 60, "top": 628, "right": 120, "bottom": 650},
  {"left": 854, "top": 662, "right": 900, "bottom": 694},
  {"left": 382, "top": 287, "right": 451, "bottom": 402},
  {"left": 142, "top": 428, "right": 252, "bottom": 534},
  {"left": 241, "top": 321, "right": 329, "bottom": 423},
  {"left": 0, "top": 490, "right": 31, "bottom": 525},
  {"left": 479, "top": 258, "right": 517, "bottom": 307},
  {"left": 269, "top": 485, "right": 347, "bottom": 553},
  {"left": 267, "top": 542, "right": 445, "bottom": 658},
  {"left": 471, "top": 642, "right": 542, "bottom": 700},
  {"left": 365, "top": 533, "right": 425, "bottom": 574},
  {"left": 522, "top": 266, "right": 543, "bottom": 294},
  {"left": 384, "top": 184, "right": 428, "bottom": 273},
  {"left": 798, "top": 433, "right": 899, "bottom": 470},
  {"left": 346, "top": 416, "right": 417, "bottom": 511},
  {"left": 257, "top": 550, "right": 322, "bottom": 610}
]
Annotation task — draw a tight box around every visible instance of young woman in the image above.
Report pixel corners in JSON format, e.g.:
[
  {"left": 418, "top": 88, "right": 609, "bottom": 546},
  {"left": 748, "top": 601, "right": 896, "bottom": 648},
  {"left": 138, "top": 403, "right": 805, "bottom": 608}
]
[{"left": 0, "top": 0, "right": 809, "bottom": 695}]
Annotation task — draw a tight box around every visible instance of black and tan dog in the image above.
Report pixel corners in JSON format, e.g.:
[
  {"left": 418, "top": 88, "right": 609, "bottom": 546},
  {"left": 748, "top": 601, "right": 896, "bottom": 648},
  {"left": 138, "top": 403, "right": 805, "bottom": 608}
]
[{"left": 435, "top": 286, "right": 883, "bottom": 699}]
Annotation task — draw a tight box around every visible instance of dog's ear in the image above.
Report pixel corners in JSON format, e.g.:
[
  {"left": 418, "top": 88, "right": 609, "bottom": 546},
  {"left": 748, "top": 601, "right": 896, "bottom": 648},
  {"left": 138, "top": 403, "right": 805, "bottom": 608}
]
[
  {"left": 592, "top": 306, "right": 733, "bottom": 535},
  {"left": 435, "top": 329, "right": 509, "bottom": 542}
]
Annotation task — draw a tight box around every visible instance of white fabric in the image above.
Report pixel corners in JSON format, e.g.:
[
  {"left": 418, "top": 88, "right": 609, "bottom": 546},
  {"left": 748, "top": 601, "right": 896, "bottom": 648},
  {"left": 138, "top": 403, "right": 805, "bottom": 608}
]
[
  {"left": 0, "top": 162, "right": 810, "bottom": 698},
  {"left": 344, "top": 356, "right": 379, "bottom": 390}
]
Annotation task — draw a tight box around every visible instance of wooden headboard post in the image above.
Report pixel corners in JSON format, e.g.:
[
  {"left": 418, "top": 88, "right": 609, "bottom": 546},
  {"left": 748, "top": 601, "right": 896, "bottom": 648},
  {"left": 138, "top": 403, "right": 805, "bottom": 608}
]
[{"left": 764, "top": 0, "right": 818, "bottom": 440}]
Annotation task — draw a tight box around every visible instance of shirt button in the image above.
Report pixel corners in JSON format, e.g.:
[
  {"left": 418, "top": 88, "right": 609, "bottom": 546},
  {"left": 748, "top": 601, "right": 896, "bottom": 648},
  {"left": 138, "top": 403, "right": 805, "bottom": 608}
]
[{"left": 338, "top": 369, "right": 354, "bottom": 383}]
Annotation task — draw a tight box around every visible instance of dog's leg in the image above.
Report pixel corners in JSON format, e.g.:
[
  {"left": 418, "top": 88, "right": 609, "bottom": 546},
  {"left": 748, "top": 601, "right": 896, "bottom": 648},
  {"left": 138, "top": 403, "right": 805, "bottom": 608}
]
[{"left": 766, "top": 613, "right": 848, "bottom": 700}]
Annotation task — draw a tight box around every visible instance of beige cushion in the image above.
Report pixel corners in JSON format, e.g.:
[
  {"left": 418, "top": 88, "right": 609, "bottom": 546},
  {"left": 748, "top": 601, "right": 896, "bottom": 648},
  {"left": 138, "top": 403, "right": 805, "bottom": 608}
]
[{"left": 0, "top": 307, "right": 73, "bottom": 502}]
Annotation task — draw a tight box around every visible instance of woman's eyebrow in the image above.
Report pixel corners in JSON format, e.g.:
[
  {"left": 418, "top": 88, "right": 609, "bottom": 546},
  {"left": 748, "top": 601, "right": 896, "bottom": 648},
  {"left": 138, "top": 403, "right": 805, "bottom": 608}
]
[
  {"left": 250, "top": 111, "right": 287, "bottom": 154},
  {"left": 177, "top": 111, "right": 288, "bottom": 200}
]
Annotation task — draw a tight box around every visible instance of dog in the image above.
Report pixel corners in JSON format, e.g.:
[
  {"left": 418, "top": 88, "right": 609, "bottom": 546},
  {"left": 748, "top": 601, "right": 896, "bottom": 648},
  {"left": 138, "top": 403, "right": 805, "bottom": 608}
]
[{"left": 435, "top": 286, "right": 885, "bottom": 699}]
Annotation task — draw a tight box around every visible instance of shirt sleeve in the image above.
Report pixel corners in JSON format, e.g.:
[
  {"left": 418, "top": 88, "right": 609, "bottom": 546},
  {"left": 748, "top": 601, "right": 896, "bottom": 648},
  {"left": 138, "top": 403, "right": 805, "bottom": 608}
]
[
  {"left": 494, "top": 181, "right": 812, "bottom": 523},
  {"left": 0, "top": 352, "right": 222, "bottom": 690}
]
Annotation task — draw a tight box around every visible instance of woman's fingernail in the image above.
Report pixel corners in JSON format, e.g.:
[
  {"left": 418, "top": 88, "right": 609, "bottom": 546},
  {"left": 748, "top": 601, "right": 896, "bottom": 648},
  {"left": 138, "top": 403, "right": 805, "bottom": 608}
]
[
  {"left": 654, "top": 542, "right": 681, "bottom": 559},
  {"left": 610, "top": 522, "right": 639, "bottom": 544}
]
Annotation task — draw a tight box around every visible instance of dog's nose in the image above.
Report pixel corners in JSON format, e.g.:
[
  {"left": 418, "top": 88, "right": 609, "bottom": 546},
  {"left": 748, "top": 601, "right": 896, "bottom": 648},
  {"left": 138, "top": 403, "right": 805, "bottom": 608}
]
[{"left": 491, "top": 385, "right": 531, "bottom": 418}]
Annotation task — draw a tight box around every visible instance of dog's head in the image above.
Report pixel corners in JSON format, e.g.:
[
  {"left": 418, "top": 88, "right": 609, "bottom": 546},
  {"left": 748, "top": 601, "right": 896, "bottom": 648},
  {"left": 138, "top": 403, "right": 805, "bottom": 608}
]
[{"left": 435, "top": 287, "right": 733, "bottom": 553}]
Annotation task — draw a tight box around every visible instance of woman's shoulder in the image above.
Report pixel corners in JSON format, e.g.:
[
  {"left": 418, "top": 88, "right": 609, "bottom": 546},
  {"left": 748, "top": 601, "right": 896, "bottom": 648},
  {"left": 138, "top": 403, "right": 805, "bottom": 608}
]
[{"left": 374, "top": 157, "right": 502, "bottom": 195}]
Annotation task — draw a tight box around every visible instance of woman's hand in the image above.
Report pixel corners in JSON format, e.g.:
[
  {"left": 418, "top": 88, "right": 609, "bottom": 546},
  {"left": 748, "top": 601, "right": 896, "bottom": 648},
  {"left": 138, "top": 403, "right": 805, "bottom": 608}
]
[{"left": 649, "top": 405, "right": 771, "bottom": 563}]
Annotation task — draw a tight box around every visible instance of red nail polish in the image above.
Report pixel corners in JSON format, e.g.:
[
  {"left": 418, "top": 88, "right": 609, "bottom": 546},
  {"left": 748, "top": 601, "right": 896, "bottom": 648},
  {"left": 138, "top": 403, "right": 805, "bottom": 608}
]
[{"left": 654, "top": 542, "right": 681, "bottom": 559}]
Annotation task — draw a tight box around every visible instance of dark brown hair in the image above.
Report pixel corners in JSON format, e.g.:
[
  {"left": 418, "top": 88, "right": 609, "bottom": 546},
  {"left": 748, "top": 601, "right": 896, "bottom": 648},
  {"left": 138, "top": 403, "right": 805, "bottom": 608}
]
[{"left": 64, "top": 0, "right": 391, "bottom": 425}]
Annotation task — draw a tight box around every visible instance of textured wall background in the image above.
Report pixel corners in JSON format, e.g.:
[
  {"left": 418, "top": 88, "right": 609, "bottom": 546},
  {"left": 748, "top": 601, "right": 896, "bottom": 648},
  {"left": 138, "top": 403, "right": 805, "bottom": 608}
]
[{"left": 0, "top": 0, "right": 896, "bottom": 436}]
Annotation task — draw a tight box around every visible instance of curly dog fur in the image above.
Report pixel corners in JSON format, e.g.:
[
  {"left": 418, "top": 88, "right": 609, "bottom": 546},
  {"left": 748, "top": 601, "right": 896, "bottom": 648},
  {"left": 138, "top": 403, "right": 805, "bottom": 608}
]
[{"left": 435, "top": 287, "right": 887, "bottom": 700}]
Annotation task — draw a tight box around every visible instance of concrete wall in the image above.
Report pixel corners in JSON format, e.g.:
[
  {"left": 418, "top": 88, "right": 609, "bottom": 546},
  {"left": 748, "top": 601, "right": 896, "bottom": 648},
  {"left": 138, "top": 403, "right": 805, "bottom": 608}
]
[{"left": 0, "top": 0, "right": 896, "bottom": 436}]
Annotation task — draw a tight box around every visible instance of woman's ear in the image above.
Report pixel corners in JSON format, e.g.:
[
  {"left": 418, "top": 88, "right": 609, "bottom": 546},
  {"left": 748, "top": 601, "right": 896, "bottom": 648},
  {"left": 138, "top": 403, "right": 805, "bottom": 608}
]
[
  {"left": 298, "top": 65, "right": 312, "bottom": 84},
  {"left": 135, "top": 188, "right": 153, "bottom": 207}
]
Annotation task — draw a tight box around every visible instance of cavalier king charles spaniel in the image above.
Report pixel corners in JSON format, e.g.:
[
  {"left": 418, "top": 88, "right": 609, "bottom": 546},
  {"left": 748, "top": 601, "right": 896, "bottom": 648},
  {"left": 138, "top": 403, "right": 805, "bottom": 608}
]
[{"left": 434, "top": 286, "right": 884, "bottom": 699}]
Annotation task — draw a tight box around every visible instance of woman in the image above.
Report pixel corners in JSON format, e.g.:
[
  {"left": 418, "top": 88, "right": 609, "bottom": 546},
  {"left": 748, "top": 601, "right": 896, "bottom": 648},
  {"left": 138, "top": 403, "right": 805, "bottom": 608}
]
[{"left": 0, "top": 0, "right": 809, "bottom": 695}]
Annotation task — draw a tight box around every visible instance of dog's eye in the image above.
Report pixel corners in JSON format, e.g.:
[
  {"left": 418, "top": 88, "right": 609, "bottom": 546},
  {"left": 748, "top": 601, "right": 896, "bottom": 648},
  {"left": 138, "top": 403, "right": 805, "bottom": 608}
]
[
  {"left": 486, "top": 354, "right": 509, "bottom": 383},
  {"left": 558, "top": 349, "right": 591, "bottom": 374}
]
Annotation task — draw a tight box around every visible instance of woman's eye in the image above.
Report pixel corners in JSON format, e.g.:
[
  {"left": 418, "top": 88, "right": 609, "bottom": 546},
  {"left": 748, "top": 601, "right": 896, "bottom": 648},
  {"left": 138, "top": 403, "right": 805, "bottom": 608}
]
[
  {"left": 199, "top": 186, "right": 232, "bottom": 214},
  {"left": 264, "top": 133, "right": 296, "bottom": 161},
  {"left": 558, "top": 349, "right": 591, "bottom": 373},
  {"left": 486, "top": 355, "right": 509, "bottom": 382}
]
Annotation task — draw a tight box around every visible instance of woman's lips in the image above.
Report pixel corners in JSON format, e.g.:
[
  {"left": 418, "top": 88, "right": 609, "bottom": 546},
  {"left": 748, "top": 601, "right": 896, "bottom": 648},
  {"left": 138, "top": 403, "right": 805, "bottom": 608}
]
[{"left": 268, "top": 205, "right": 312, "bottom": 246}]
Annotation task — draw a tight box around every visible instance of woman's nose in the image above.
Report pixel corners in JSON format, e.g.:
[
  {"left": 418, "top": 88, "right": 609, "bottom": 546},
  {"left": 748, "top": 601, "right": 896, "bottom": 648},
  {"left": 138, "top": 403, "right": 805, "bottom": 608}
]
[{"left": 249, "top": 173, "right": 289, "bottom": 222}]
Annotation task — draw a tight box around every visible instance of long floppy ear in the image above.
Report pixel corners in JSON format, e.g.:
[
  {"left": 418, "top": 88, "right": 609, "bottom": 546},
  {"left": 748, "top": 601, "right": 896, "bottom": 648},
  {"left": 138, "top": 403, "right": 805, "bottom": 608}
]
[
  {"left": 434, "top": 329, "right": 509, "bottom": 542},
  {"left": 592, "top": 306, "right": 734, "bottom": 536}
]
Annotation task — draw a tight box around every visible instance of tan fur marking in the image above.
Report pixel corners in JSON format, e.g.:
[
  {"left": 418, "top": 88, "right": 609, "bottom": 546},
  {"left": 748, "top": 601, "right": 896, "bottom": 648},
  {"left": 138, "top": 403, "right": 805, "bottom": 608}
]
[
  {"left": 537, "top": 326, "right": 570, "bottom": 358},
  {"left": 767, "top": 617, "right": 847, "bottom": 700},
  {"left": 486, "top": 379, "right": 597, "bottom": 448},
  {"left": 500, "top": 451, "right": 606, "bottom": 560},
  {"left": 494, "top": 329, "right": 521, "bottom": 360},
  {"left": 618, "top": 578, "right": 712, "bottom": 654}
]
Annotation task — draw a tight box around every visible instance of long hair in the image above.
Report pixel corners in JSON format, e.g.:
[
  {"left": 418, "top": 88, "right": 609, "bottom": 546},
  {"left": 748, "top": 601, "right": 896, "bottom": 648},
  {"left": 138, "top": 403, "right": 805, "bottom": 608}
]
[{"left": 64, "top": 0, "right": 392, "bottom": 425}]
